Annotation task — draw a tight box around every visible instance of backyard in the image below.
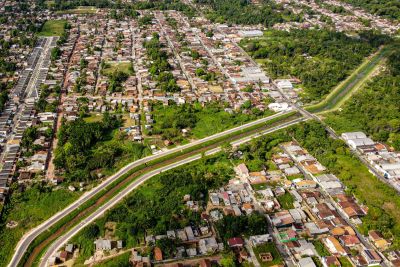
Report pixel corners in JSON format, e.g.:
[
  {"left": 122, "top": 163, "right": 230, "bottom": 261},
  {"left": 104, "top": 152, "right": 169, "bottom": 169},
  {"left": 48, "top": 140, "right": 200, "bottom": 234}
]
[{"left": 253, "top": 242, "right": 283, "bottom": 267}]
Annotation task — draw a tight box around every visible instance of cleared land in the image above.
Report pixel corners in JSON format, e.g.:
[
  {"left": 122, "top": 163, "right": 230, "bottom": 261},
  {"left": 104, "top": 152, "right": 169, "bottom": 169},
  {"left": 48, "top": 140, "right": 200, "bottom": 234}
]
[
  {"left": 101, "top": 62, "right": 134, "bottom": 76},
  {"left": 56, "top": 6, "right": 98, "bottom": 14},
  {"left": 38, "top": 20, "right": 67, "bottom": 37}
]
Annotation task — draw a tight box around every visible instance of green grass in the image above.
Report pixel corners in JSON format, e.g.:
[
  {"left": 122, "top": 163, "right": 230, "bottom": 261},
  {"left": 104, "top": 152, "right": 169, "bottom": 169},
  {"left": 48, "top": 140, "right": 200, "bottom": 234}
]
[
  {"left": 0, "top": 186, "right": 81, "bottom": 267},
  {"left": 252, "top": 183, "right": 269, "bottom": 191},
  {"left": 38, "top": 20, "right": 67, "bottom": 36},
  {"left": 151, "top": 101, "right": 275, "bottom": 142},
  {"left": 94, "top": 252, "right": 131, "bottom": 266},
  {"left": 276, "top": 192, "right": 294, "bottom": 210},
  {"left": 102, "top": 62, "right": 134, "bottom": 76},
  {"left": 192, "top": 110, "right": 273, "bottom": 139},
  {"left": 253, "top": 243, "right": 283, "bottom": 267},
  {"left": 56, "top": 6, "right": 98, "bottom": 14},
  {"left": 83, "top": 114, "right": 103, "bottom": 123},
  {"left": 313, "top": 240, "right": 331, "bottom": 257},
  {"left": 339, "top": 257, "right": 353, "bottom": 267}
]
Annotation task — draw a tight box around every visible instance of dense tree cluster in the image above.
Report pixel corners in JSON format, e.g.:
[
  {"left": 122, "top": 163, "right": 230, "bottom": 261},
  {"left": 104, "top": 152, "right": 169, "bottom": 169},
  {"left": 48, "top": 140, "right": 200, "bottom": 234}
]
[
  {"left": 325, "top": 45, "right": 400, "bottom": 150},
  {"left": 340, "top": 0, "right": 400, "bottom": 20},
  {"left": 133, "top": 0, "right": 197, "bottom": 18},
  {"left": 104, "top": 156, "right": 233, "bottom": 246},
  {"left": 241, "top": 30, "right": 388, "bottom": 101},
  {"left": 215, "top": 214, "right": 269, "bottom": 241},
  {"left": 106, "top": 70, "right": 129, "bottom": 93},
  {"left": 234, "top": 133, "right": 290, "bottom": 171},
  {"left": 50, "top": 47, "right": 61, "bottom": 61},
  {"left": 195, "top": 0, "right": 303, "bottom": 26},
  {"left": 54, "top": 113, "right": 148, "bottom": 182},
  {"left": 143, "top": 33, "right": 180, "bottom": 92},
  {"left": 35, "top": 84, "right": 61, "bottom": 113},
  {"left": 0, "top": 90, "right": 9, "bottom": 112}
]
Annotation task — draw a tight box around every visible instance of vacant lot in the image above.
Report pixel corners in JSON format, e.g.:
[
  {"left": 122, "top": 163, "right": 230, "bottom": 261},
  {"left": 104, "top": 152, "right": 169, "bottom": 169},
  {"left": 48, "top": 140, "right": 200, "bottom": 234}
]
[
  {"left": 102, "top": 62, "right": 134, "bottom": 76},
  {"left": 57, "top": 6, "right": 98, "bottom": 14},
  {"left": 38, "top": 20, "right": 67, "bottom": 36}
]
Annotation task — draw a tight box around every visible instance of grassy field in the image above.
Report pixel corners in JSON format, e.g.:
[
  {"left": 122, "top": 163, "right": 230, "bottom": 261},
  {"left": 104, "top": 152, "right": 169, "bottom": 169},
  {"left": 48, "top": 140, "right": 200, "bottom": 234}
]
[
  {"left": 253, "top": 243, "right": 283, "bottom": 267},
  {"left": 38, "top": 20, "right": 67, "bottom": 37},
  {"left": 0, "top": 186, "right": 81, "bottom": 267},
  {"left": 102, "top": 62, "right": 134, "bottom": 76},
  {"left": 56, "top": 6, "right": 98, "bottom": 14},
  {"left": 252, "top": 183, "right": 269, "bottom": 191},
  {"left": 192, "top": 110, "right": 273, "bottom": 139},
  {"left": 151, "top": 102, "right": 274, "bottom": 143}
]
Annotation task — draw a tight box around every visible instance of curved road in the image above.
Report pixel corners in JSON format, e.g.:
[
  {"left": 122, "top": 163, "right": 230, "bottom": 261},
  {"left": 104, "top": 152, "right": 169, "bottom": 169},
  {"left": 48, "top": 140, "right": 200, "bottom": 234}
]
[
  {"left": 39, "top": 117, "right": 306, "bottom": 266},
  {"left": 9, "top": 111, "right": 292, "bottom": 267}
]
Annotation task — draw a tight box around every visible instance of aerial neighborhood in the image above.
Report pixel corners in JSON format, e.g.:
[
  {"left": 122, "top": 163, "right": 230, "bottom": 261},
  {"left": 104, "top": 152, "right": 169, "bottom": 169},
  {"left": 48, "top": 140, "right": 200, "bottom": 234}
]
[{"left": 0, "top": 0, "right": 399, "bottom": 267}]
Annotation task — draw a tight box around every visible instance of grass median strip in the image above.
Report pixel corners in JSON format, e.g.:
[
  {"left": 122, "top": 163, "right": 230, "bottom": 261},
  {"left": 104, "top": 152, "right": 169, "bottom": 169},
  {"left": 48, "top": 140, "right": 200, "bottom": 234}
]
[{"left": 18, "top": 111, "right": 299, "bottom": 267}]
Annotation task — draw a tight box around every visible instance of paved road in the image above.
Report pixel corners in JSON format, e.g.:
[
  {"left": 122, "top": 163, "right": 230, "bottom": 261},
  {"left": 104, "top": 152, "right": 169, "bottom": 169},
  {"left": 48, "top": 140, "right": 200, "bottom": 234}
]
[
  {"left": 8, "top": 111, "right": 293, "bottom": 267},
  {"left": 39, "top": 117, "right": 305, "bottom": 266}
]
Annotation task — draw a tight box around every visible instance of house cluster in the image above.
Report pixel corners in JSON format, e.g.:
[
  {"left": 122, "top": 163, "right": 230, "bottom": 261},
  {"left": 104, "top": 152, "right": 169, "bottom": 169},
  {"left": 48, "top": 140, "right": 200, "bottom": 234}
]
[
  {"left": 274, "top": 79, "right": 301, "bottom": 102},
  {"left": 280, "top": 141, "right": 392, "bottom": 266},
  {"left": 130, "top": 250, "right": 217, "bottom": 267},
  {"left": 0, "top": 2, "right": 41, "bottom": 83},
  {"left": 95, "top": 18, "right": 136, "bottom": 96},
  {"left": 64, "top": 16, "right": 106, "bottom": 95},
  {"left": 48, "top": 244, "right": 76, "bottom": 266},
  {"left": 0, "top": 34, "right": 61, "bottom": 201},
  {"left": 144, "top": 223, "right": 223, "bottom": 261},
  {"left": 18, "top": 112, "right": 56, "bottom": 175},
  {"left": 202, "top": 138, "right": 391, "bottom": 267},
  {"left": 273, "top": 0, "right": 399, "bottom": 34},
  {"left": 342, "top": 131, "right": 400, "bottom": 192},
  {"left": 283, "top": 142, "right": 326, "bottom": 176},
  {"left": 135, "top": 10, "right": 276, "bottom": 111}
]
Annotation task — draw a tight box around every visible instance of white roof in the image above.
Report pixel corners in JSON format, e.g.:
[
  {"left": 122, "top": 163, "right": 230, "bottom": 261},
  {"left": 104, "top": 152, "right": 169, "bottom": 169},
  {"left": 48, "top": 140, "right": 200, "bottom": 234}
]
[
  {"left": 348, "top": 138, "right": 374, "bottom": 147},
  {"left": 320, "top": 181, "right": 343, "bottom": 189},
  {"left": 276, "top": 80, "right": 293, "bottom": 89},
  {"left": 341, "top": 132, "right": 367, "bottom": 140},
  {"left": 298, "top": 257, "right": 317, "bottom": 267},
  {"left": 380, "top": 163, "right": 400, "bottom": 171}
]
